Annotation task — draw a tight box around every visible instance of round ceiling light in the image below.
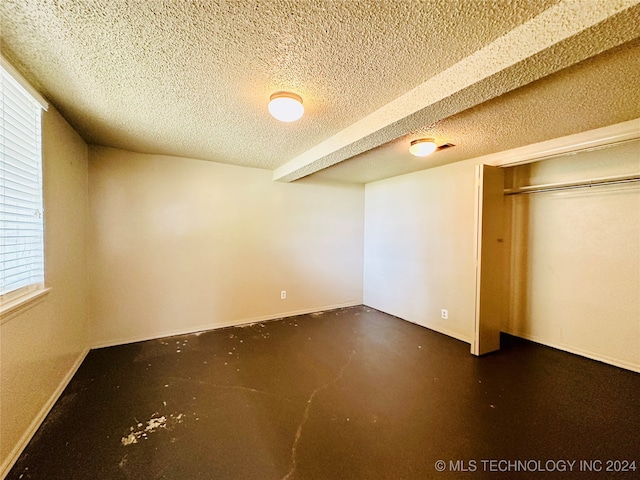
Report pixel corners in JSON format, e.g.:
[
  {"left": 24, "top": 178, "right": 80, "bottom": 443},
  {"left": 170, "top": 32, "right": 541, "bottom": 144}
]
[
  {"left": 409, "top": 138, "right": 437, "bottom": 157},
  {"left": 268, "top": 92, "right": 304, "bottom": 122}
]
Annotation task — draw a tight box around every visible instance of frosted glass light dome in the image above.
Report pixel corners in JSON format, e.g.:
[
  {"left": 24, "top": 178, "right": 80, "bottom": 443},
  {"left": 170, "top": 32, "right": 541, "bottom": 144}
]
[
  {"left": 409, "top": 138, "right": 437, "bottom": 157},
  {"left": 268, "top": 92, "right": 304, "bottom": 122}
]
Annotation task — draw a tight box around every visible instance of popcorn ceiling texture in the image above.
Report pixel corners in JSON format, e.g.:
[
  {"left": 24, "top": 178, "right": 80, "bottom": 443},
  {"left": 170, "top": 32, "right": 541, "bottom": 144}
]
[
  {"left": 0, "top": 0, "right": 639, "bottom": 183},
  {"left": 272, "top": 1, "right": 640, "bottom": 181},
  {"left": 311, "top": 39, "right": 640, "bottom": 184}
]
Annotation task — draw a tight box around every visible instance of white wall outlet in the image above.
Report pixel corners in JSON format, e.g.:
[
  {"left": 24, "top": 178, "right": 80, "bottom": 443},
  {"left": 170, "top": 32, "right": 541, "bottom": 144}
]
[
  {"left": 441, "top": 309, "right": 448, "bottom": 320},
  {"left": 281, "top": 290, "right": 286, "bottom": 300}
]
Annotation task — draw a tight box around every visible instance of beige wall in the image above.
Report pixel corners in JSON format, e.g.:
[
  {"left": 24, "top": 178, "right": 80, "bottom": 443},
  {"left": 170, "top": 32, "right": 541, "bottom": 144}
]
[
  {"left": 0, "top": 107, "right": 89, "bottom": 474},
  {"left": 88, "top": 147, "right": 364, "bottom": 347},
  {"left": 363, "top": 159, "right": 481, "bottom": 343},
  {"left": 1, "top": 110, "right": 636, "bottom": 477},
  {"left": 363, "top": 141, "right": 639, "bottom": 371},
  {"left": 504, "top": 140, "right": 640, "bottom": 371}
]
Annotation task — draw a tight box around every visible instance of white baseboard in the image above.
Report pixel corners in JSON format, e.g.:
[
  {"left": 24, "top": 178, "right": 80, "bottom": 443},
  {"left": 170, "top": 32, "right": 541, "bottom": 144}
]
[
  {"left": 505, "top": 329, "right": 640, "bottom": 373},
  {"left": 92, "top": 301, "right": 361, "bottom": 349},
  {"left": 406, "top": 319, "right": 472, "bottom": 345},
  {"left": 1, "top": 347, "right": 90, "bottom": 479},
  {"left": 362, "top": 304, "right": 472, "bottom": 344}
]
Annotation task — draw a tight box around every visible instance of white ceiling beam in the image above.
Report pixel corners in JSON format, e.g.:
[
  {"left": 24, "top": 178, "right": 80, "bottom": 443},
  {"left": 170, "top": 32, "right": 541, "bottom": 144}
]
[{"left": 274, "top": 0, "right": 640, "bottom": 182}]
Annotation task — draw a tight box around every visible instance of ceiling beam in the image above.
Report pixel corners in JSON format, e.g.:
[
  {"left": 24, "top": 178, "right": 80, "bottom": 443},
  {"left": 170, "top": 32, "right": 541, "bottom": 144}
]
[{"left": 273, "top": 0, "right": 640, "bottom": 182}]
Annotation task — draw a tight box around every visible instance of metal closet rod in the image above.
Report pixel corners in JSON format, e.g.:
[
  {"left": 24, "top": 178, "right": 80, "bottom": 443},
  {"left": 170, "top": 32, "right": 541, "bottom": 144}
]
[{"left": 504, "top": 173, "right": 640, "bottom": 196}]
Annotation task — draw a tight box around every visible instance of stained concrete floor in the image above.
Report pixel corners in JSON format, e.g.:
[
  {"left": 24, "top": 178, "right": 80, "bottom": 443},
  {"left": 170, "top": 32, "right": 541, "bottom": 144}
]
[{"left": 7, "top": 306, "right": 640, "bottom": 479}]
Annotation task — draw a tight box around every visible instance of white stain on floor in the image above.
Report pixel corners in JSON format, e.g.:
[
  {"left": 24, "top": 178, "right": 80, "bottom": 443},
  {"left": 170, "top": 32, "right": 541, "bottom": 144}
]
[{"left": 121, "top": 413, "right": 185, "bottom": 446}]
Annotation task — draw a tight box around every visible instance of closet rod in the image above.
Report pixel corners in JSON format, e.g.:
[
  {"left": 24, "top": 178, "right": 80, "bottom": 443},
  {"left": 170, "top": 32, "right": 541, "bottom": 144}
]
[{"left": 504, "top": 174, "right": 640, "bottom": 196}]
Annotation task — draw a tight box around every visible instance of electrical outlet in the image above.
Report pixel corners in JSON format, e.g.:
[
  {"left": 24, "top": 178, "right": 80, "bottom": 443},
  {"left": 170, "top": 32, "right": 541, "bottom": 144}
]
[
  {"left": 281, "top": 290, "right": 286, "bottom": 300},
  {"left": 441, "top": 309, "right": 448, "bottom": 320}
]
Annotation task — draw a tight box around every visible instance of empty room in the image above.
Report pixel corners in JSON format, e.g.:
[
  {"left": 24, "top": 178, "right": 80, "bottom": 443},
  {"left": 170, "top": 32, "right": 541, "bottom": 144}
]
[{"left": 1, "top": 1, "right": 639, "bottom": 479}]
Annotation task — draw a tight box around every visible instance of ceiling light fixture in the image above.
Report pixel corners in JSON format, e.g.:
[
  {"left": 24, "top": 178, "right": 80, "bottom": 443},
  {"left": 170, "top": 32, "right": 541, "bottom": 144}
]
[
  {"left": 409, "top": 138, "right": 438, "bottom": 157},
  {"left": 268, "top": 92, "right": 304, "bottom": 122}
]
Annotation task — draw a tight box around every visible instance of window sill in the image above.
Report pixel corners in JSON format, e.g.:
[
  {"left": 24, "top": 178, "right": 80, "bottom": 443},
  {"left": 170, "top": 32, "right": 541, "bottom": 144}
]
[{"left": 0, "top": 287, "right": 51, "bottom": 325}]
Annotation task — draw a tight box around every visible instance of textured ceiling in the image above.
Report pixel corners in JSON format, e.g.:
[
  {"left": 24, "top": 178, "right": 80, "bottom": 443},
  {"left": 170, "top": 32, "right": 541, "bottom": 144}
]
[
  {"left": 1, "top": 0, "right": 639, "bottom": 183},
  {"left": 311, "top": 38, "right": 640, "bottom": 183}
]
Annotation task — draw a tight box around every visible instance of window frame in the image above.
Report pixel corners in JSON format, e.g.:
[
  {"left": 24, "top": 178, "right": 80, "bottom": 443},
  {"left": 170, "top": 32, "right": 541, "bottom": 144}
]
[{"left": 0, "top": 56, "right": 49, "bottom": 321}]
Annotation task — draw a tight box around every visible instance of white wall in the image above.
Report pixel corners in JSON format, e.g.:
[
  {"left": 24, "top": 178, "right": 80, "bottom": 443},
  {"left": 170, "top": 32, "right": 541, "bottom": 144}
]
[
  {"left": 504, "top": 140, "right": 640, "bottom": 371},
  {"left": 88, "top": 147, "right": 364, "bottom": 347},
  {"left": 1, "top": 112, "right": 636, "bottom": 478},
  {"left": 363, "top": 141, "right": 639, "bottom": 372},
  {"left": 0, "top": 107, "right": 89, "bottom": 475},
  {"left": 363, "top": 159, "right": 481, "bottom": 343}
]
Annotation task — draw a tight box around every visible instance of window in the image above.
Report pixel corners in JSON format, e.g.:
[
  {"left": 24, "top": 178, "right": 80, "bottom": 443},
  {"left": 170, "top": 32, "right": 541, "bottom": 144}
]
[{"left": 0, "top": 59, "right": 48, "bottom": 309}]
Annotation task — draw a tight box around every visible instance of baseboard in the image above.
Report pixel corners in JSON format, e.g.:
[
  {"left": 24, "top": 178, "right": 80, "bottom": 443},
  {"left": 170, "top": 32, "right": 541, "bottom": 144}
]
[
  {"left": 506, "top": 330, "right": 639, "bottom": 373},
  {"left": 407, "top": 320, "right": 472, "bottom": 345},
  {"left": 92, "top": 301, "right": 361, "bottom": 349},
  {"left": 362, "top": 304, "right": 472, "bottom": 344},
  {"left": 1, "top": 347, "right": 90, "bottom": 479}
]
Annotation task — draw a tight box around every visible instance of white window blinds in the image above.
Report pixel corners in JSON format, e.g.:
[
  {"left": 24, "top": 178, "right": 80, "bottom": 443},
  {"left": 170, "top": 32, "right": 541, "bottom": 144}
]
[{"left": 0, "top": 64, "right": 44, "bottom": 297}]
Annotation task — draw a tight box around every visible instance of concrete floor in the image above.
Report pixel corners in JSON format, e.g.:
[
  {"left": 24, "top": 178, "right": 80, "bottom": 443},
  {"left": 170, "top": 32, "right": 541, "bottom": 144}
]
[{"left": 7, "top": 306, "right": 640, "bottom": 479}]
